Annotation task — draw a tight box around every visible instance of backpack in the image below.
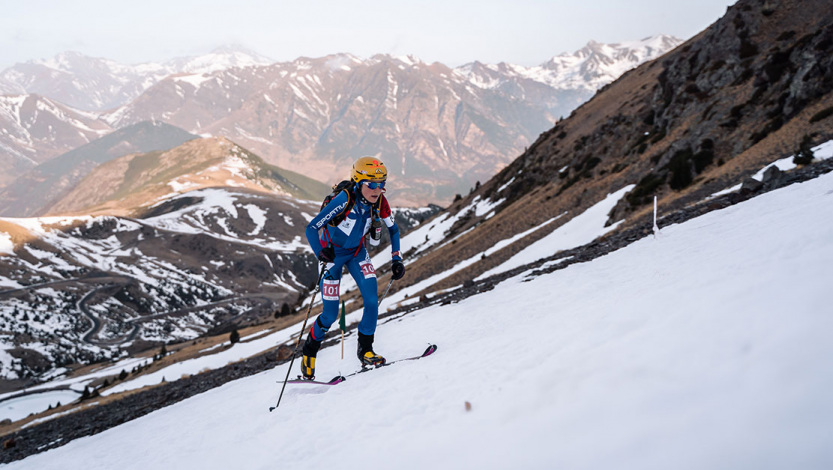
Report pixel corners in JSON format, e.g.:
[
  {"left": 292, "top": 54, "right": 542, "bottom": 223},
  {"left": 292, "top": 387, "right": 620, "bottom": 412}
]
[{"left": 320, "top": 180, "right": 381, "bottom": 227}]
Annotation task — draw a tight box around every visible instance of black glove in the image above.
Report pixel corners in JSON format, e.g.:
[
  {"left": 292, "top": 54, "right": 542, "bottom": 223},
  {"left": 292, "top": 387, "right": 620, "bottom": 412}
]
[
  {"left": 318, "top": 245, "right": 335, "bottom": 263},
  {"left": 391, "top": 259, "right": 405, "bottom": 280}
]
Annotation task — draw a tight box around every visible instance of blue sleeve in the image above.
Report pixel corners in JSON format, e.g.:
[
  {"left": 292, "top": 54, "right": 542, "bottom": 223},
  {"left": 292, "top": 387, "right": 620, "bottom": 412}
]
[
  {"left": 305, "top": 191, "right": 349, "bottom": 256},
  {"left": 388, "top": 222, "right": 401, "bottom": 258}
]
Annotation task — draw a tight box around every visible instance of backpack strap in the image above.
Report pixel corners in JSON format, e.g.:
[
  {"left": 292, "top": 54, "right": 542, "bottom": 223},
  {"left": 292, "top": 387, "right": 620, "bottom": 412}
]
[
  {"left": 324, "top": 181, "right": 357, "bottom": 227},
  {"left": 371, "top": 195, "right": 383, "bottom": 219},
  {"left": 324, "top": 182, "right": 382, "bottom": 226}
]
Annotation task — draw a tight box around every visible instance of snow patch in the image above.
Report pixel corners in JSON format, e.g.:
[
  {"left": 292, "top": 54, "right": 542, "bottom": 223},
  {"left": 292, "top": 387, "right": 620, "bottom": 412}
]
[
  {"left": 173, "top": 73, "right": 213, "bottom": 89},
  {"left": 244, "top": 204, "right": 267, "bottom": 235},
  {"left": 482, "top": 184, "right": 634, "bottom": 277},
  {"left": 0, "top": 232, "right": 14, "bottom": 255}
]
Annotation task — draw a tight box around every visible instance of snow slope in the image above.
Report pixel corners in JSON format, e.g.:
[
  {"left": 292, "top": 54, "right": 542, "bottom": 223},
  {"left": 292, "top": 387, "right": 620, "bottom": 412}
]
[
  {"left": 7, "top": 171, "right": 833, "bottom": 469},
  {"left": 479, "top": 184, "right": 634, "bottom": 279}
]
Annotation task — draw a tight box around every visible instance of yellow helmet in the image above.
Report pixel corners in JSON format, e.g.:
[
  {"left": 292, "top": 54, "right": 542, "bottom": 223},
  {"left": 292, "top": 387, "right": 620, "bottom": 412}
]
[{"left": 351, "top": 156, "right": 387, "bottom": 184}]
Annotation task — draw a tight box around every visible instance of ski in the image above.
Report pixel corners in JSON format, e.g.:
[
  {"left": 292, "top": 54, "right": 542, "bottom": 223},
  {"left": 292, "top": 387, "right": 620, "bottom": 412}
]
[
  {"left": 286, "top": 375, "right": 345, "bottom": 386},
  {"left": 346, "top": 343, "right": 437, "bottom": 379},
  {"left": 284, "top": 344, "right": 437, "bottom": 386}
]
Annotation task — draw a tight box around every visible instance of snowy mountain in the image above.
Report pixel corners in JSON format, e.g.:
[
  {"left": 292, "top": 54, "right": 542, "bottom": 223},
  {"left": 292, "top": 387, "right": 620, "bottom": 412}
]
[
  {"left": 0, "top": 94, "right": 111, "bottom": 187},
  {"left": 0, "top": 137, "right": 329, "bottom": 378},
  {"left": 542, "top": 35, "right": 683, "bottom": 91},
  {"left": 0, "top": 188, "right": 322, "bottom": 383},
  {"left": 0, "top": 46, "right": 274, "bottom": 112},
  {"left": 0, "top": 121, "right": 198, "bottom": 217},
  {"left": 456, "top": 35, "right": 682, "bottom": 96},
  {"left": 163, "top": 45, "right": 275, "bottom": 76},
  {"left": 0, "top": 47, "right": 274, "bottom": 188},
  {"left": 98, "top": 37, "right": 681, "bottom": 205},
  {"left": 0, "top": 38, "right": 681, "bottom": 206},
  {"left": 3, "top": 149, "right": 832, "bottom": 469}
]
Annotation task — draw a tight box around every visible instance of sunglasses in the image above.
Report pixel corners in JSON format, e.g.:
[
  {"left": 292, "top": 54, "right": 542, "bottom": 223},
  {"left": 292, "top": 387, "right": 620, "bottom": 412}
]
[{"left": 363, "top": 180, "right": 386, "bottom": 190}]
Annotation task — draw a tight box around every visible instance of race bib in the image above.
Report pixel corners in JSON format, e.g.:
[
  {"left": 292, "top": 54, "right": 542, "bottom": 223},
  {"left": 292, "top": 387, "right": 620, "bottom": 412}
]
[
  {"left": 359, "top": 260, "right": 376, "bottom": 279},
  {"left": 322, "top": 279, "right": 340, "bottom": 301}
]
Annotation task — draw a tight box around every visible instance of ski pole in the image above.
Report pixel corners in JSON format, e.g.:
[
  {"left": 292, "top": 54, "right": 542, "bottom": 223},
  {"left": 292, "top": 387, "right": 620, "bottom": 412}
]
[
  {"left": 270, "top": 263, "right": 326, "bottom": 412},
  {"left": 339, "top": 300, "right": 346, "bottom": 360},
  {"left": 378, "top": 277, "right": 394, "bottom": 307}
]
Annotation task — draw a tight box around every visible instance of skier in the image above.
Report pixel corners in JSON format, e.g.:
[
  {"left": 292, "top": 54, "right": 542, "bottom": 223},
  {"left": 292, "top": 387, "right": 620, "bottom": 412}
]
[{"left": 301, "top": 156, "right": 405, "bottom": 379}]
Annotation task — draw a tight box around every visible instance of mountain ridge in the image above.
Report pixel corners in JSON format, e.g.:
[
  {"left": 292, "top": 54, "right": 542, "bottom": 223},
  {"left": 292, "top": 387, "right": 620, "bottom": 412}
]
[
  {"left": 0, "top": 37, "right": 682, "bottom": 205},
  {"left": 44, "top": 137, "right": 330, "bottom": 216},
  {"left": 0, "top": 121, "right": 198, "bottom": 217},
  {"left": 0, "top": 94, "right": 111, "bottom": 187},
  {"left": 0, "top": 46, "right": 275, "bottom": 111}
]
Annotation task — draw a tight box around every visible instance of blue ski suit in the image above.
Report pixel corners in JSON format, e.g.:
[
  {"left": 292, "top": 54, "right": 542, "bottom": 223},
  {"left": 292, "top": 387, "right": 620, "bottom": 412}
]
[{"left": 305, "top": 186, "right": 401, "bottom": 340}]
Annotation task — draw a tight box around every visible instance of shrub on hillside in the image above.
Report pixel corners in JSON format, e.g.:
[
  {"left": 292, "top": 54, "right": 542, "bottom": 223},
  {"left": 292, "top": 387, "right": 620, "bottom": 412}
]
[
  {"left": 626, "top": 173, "right": 665, "bottom": 206},
  {"left": 810, "top": 106, "right": 833, "bottom": 123},
  {"left": 794, "top": 135, "right": 815, "bottom": 165}
]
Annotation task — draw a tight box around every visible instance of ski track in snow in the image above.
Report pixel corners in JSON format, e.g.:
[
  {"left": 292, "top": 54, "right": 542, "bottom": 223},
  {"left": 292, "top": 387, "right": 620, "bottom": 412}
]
[{"left": 6, "top": 167, "right": 833, "bottom": 469}]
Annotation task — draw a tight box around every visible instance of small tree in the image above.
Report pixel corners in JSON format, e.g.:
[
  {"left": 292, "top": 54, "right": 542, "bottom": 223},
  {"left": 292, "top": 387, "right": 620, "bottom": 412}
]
[
  {"left": 281, "top": 303, "right": 291, "bottom": 317},
  {"left": 230, "top": 329, "right": 240, "bottom": 344},
  {"left": 668, "top": 148, "right": 694, "bottom": 190}
]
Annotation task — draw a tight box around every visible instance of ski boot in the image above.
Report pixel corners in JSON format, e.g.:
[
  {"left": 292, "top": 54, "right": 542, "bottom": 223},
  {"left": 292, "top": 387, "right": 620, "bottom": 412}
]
[
  {"left": 300, "top": 331, "right": 322, "bottom": 380},
  {"left": 357, "top": 333, "right": 386, "bottom": 368}
]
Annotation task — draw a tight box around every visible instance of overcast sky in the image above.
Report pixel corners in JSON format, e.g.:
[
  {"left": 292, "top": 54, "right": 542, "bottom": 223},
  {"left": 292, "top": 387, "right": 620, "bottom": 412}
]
[{"left": 2, "top": 0, "right": 737, "bottom": 69}]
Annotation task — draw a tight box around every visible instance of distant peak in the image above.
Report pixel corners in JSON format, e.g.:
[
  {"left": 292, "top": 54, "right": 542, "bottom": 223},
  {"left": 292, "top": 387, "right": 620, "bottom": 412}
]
[
  {"left": 55, "top": 51, "right": 87, "bottom": 59},
  {"left": 209, "top": 44, "right": 265, "bottom": 57}
]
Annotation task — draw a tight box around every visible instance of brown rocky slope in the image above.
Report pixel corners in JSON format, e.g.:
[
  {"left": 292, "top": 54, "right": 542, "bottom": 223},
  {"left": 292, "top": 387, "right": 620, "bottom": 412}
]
[{"left": 391, "top": 0, "right": 833, "bottom": 298}]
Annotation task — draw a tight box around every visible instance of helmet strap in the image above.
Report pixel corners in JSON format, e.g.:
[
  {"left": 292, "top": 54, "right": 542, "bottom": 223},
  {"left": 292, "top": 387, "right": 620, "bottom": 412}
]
[{"left": 355, "top": 182, "right": 369, "bottom": 206}]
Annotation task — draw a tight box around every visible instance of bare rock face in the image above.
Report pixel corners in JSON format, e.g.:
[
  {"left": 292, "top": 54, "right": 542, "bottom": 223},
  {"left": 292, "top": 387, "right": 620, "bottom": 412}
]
[{"left": 740, "top": 177, "right": 764, "bottom": 194}]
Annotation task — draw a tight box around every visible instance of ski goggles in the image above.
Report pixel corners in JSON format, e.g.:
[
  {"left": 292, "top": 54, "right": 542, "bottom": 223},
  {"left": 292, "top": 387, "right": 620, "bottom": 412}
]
[{"left": 363, "top": 180, "right": 386, "bottom": 190}]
